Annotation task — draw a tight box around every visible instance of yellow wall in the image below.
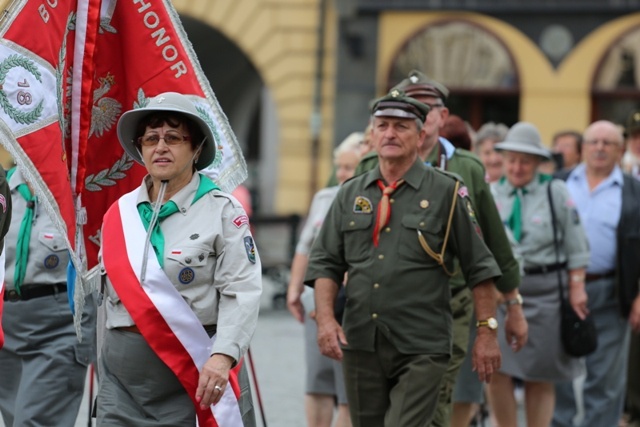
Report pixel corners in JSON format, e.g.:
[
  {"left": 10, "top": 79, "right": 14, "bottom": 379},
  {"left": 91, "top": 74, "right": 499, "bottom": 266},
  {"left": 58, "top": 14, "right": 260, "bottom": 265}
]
[
  {"left": 175, "top": 0, "right": 336, "bottom": 214},
  {"left": 378, "top": 11, "right": 640, "bottom": 145}
]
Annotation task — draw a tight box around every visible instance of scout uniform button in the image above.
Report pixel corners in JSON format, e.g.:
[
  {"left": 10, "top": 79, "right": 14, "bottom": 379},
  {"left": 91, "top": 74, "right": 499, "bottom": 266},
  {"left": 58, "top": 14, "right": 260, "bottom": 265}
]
[{"left": 420, "top": 200, "right": 429, "bottom": 208}]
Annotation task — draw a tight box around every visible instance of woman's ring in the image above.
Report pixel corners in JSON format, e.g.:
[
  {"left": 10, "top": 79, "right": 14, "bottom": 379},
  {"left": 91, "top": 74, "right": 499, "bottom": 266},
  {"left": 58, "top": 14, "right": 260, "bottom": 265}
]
[{"left": 214, "top": 385, "right": 223, "bottom": 392}]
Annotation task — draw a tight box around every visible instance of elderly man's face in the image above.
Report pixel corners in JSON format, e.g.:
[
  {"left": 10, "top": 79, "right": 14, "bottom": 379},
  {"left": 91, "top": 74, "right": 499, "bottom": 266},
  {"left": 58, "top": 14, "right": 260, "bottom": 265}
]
[
  {"left": 626, "top": 131, "right": 640, "bottom": 157},
  {"left": 413, "top": 95, "right": 448, "bottom": 142},
  {"left": 372, "top": 116, "right": 424, "bottom": 162},
  {"left": 582, "top": 122, "right": 624, "bottom": 175},
  {"left": 553, "top": 135, "right": 581, "bottom": 169}
]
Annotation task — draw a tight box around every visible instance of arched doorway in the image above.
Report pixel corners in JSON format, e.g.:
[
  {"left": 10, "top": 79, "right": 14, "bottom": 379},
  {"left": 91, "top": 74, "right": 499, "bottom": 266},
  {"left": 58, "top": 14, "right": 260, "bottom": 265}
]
[
  {"left": 388, "top": 20, "right": 520, "bottom": 130},
  {"left": 181, "top": 16, "right": 278, "bottom": 213},
  {"left": 592, "top": 25, "right": 640, "bottom": 126}
]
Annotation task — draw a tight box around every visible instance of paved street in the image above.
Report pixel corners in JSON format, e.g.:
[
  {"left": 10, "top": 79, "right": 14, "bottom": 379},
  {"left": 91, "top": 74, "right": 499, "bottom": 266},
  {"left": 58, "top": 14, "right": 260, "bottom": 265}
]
[{"left": 0, "top": 274, "right": 545, "bottom": 427}]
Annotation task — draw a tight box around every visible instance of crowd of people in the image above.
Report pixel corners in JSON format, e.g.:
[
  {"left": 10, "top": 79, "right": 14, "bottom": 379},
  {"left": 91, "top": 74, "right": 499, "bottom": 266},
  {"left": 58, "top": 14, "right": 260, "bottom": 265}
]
[
  {"left": 290, "top": 70, "right": 640, "bottom": 427},
  {"left": 0, "top": 71, "right": 640, "bottom": 427}
]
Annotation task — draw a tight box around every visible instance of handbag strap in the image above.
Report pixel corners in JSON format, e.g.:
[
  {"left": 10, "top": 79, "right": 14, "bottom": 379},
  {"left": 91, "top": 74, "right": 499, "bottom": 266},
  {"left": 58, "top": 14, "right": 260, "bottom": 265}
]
[{"left": 547, "top": 180, "right": 568, "bottom": 304}]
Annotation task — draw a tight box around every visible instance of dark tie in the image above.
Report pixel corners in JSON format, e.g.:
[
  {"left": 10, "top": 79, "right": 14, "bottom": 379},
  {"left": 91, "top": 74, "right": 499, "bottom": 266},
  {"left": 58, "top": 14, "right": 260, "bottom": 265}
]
[{"left": 373, "top": 179, "right": 404, "bottom": 247}]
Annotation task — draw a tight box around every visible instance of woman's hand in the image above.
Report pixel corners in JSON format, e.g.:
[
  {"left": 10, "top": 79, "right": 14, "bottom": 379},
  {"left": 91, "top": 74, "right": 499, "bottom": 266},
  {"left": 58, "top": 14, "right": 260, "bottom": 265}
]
[
  {"left": 196, "top": 353, "right": 234, "bottom": 409},
  {"left": 569, "top": 283, "right": 589, "bottom": 320}
]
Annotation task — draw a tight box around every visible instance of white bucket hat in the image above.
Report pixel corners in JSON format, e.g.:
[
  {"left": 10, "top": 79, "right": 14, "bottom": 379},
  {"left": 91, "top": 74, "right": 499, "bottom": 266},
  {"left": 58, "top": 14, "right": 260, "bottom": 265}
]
[
  {"left": 117, "top": 92, "right": 216, "bottom": 170},
  {"left": 494, "top": 122, "right": 551, "bottom": 160}
]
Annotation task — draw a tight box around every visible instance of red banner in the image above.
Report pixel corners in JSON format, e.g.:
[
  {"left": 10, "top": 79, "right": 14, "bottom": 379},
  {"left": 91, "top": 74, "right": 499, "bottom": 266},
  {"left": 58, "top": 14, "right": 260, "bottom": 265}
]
[
  {"left": 75, "top": 0, "right": 247, "bottom": 275},
  {"left": 0, "top": 0, "right": 78, "bottom": 262}
]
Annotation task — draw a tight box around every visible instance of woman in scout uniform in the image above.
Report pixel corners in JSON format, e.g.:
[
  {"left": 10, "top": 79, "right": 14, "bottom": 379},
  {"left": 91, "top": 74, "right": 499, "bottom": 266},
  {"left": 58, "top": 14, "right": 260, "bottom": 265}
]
[
  {"left": 96, "top": 92, "right": 262, "bottom": 426},
  {"left": 287, "top": 132, "right": 362, "bottom": 427},
  {"left": 487, "top": 122, "right": 589, "bottom": 427},
  {"left": 0, "top": 166, "right": 95, "bottom": 427}
]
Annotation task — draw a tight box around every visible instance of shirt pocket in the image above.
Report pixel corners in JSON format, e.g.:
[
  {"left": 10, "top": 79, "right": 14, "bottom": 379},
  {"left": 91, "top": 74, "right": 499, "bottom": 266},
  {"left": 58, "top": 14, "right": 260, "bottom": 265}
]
[
  {"left": 399, "top": 213, "right": 444, "bottom": 267},
  {"left": 165, "top": 246, "right": 213, "bottom": 287},
  {"left": 341, "top": 214, "right": 373, "bottom": 263},
  {"left": 37, "top": 231, "right": 67, "bottom": 270}
]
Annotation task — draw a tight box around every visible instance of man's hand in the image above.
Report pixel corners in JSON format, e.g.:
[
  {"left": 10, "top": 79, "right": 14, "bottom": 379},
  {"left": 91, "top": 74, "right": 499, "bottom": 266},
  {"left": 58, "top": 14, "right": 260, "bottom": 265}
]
[
  {"left": 629, "top": 295, "right": 640, "bottom": 333},
  {"left": 316, "top": 314, "right": 347, "bottom": 361},
  {"left": 196, "top": 353, "right": 234, "bottom": 409},
  {"left": 504, "top": 304, "right": 528, "bottom": 352},
  {"left": 472, "top": 329, "right": 501, "bottom": 383}
]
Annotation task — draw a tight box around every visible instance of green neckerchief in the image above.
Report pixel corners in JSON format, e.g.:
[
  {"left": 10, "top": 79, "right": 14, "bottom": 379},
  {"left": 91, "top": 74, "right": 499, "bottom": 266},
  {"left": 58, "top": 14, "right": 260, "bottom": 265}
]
[
  {"left": 504, "top": 173, "right": 552, "bottom": 243},
  {"left": 137, "top": 174, "right": 220, "bottom": 268},
  {"left": 8, "top": 168, "right": 36, "bottom": 295}
]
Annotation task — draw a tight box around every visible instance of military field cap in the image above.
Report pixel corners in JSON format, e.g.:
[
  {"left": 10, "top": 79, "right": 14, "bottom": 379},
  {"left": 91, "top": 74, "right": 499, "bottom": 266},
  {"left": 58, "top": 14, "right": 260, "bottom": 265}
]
[
  {"left": 392, "top": 69, "right": 450, "bottom": 101},
  {"left": 626, "top": 110, "right": 640, "bottom": 136},
  {"left": 370, "top": 89, "right": 431, "bottom": 123},
  {"left": 494, "top": 122, "right": 551, "bottom": 160},
  {"left": 117, "top": 92, "right": 216, "bottom": 171}
]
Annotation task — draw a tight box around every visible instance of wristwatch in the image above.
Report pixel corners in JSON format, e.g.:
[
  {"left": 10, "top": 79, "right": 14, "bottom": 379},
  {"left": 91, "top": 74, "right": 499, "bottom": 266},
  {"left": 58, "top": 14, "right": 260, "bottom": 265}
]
[
  {"left": 476, "top": 317, "right": 498, "bottom": 330},
  {"left": 505, "top": 294, "right": 523, "bottom": 306}
]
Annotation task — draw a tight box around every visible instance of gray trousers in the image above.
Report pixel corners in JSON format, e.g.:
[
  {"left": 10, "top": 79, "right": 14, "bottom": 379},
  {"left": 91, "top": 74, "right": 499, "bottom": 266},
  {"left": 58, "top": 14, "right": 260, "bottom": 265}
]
[
  {"left": 552, "top": 277, "right": 630, "bottom": 427},
  {"left": 0, "top": 291, "right": 96, "bottom": 427},
  {"left": 97, "top": 328, "right": 256, "bottom": 426}
]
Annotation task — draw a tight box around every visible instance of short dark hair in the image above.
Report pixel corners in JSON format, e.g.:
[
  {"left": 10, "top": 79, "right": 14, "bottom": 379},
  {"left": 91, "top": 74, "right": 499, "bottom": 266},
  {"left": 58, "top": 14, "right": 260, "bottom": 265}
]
[
  {"left": 552, "top": 130, "right": 583, "bottom": 155},
  {"left": 440, "top": 115, "right": 471, "bottom": 151},
  {"left": 134, "top": 112, "right": 205, "bottom": 151}
]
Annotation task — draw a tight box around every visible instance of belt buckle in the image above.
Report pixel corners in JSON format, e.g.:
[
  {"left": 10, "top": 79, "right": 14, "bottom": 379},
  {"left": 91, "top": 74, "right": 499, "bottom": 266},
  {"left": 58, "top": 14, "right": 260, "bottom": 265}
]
[{"left": 6, "top": 290, "right": 21, "bottom": 302}]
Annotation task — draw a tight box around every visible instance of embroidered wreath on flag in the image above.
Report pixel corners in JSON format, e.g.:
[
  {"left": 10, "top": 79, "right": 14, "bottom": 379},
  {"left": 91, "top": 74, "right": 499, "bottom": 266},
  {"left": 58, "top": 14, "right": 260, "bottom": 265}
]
[
  {"left": 85, "top": 152, "right": 135, "bottom": 192},
  {"left": 0, "top": 55, "right": 45, "bottom": 125}
]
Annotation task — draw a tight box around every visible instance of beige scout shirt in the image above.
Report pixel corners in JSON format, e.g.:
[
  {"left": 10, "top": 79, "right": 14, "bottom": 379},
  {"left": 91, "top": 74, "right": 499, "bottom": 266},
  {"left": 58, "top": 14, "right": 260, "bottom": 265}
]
[
  {"left": 491, "top": 175, "right": 590, "bottom": 271},
  {"left": 305, "top": 159, "right": 502, "bottom": 355},
  {"left": 102, "top": 173, "right": 262, "bottom": 362},
  {"left": 5, "top": 169, "right": 68, "bottom": 289}
]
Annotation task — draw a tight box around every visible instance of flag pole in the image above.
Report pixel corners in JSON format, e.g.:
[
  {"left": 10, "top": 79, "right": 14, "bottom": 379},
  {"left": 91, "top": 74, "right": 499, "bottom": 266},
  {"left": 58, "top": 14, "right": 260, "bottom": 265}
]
[{"left": 247, "top": 347, "right": 268, "bottom": 427}]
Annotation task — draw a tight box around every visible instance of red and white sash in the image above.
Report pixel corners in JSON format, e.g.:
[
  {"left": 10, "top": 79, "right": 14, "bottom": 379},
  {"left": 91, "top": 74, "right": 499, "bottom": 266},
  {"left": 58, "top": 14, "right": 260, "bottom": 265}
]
[{"left": 102, "top": 189, "right": 243, "bottom": 427}]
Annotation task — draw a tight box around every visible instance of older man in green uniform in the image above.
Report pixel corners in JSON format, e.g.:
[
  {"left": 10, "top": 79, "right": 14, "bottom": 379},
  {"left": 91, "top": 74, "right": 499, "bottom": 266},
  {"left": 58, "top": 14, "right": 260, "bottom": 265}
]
[
  {"left": 356, "top": 71, "right": 527, "bottom": 427},
  {"left": 305, "top": 90, "right": 502, "bottom": 427}
]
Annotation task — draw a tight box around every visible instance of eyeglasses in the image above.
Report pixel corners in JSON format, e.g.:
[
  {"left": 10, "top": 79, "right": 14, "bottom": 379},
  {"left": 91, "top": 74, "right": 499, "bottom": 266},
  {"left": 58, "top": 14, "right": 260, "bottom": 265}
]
[
  {"left": 583, "top": 139, "right": 620, "bottom": 148},
  {"left": 138, "top": 131, "right": 191, "bottom": 147},
  {"left": 424, "top": 102, "right": 444, "bottom": 113}
]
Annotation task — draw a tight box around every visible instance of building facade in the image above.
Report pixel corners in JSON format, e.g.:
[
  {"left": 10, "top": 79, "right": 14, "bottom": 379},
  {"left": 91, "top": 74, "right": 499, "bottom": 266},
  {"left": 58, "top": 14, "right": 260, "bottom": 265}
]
[{"left": 177, "top": 0, "right": 640, "bottom": 215}]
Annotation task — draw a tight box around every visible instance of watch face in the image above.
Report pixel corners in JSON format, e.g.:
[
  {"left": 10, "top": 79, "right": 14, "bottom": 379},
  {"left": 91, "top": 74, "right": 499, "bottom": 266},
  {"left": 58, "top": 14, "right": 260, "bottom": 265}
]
[{"left": 488, "top": 317, "right": 498, "bottom": 329}]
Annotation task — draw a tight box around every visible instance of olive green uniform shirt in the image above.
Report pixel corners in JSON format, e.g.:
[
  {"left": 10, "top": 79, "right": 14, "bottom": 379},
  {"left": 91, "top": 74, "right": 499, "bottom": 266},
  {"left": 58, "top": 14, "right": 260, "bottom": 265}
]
[
  {"left": 356, "top": 147, "right": 520, "bottom": 293},
  {"left": 305, "top": 159, "right": 501, "bottom": 355}
]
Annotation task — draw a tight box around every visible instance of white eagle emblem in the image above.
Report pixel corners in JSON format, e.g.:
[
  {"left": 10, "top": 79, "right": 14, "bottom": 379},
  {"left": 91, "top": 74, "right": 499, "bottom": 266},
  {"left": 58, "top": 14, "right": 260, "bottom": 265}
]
[{"left": 89, "top": 73, "right": 121, "bottom": 138}]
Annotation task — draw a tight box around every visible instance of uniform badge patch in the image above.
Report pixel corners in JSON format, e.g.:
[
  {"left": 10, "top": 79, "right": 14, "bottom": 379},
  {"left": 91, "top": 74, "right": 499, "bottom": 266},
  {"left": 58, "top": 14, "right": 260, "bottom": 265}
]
[
  {"left": 233, "top": 214, "right": 249, "bottom": 228},
  {"left": 353, "top": 196, "right": 372, "bottom": 214},
  {"left": 571, "top": 208, "right": 580, "bottom": 225},
  {"left": 465, "top": 200, "right": 477, "bottom": 221},
  {"left": 178, "top": 267, "right": 195, "bottom": 284},
  {"left": 244, "top": 236, "right": 257, "bottom": 264},
  {"left": 44, "top": 254, "right": 59, "bottom": 269},
  {"left": 458, "top": 186, "right": 469, "bottom": 198}
]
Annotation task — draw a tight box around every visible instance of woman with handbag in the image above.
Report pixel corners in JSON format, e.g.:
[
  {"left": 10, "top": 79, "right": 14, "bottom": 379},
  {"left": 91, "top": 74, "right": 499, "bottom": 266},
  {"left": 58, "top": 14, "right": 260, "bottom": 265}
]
[{"left": 487, "top": 122, "right": 590, "bottom": 427}]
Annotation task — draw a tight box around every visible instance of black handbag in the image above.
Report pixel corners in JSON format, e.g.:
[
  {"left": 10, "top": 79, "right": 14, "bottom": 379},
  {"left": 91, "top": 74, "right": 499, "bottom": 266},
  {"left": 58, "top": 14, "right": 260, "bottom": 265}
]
[{"left": 547, "top": 181, "right": 598, "bottom": 357}]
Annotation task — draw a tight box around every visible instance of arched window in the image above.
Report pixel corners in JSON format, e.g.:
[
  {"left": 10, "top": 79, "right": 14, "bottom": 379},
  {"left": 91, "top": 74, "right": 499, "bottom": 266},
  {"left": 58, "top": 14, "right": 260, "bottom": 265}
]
[
  {"left": 592, "top": 26, "right": 640, "bottom": 125},
  {"left": 389, "top": 20, "right": 520, "bottom": 129}
]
